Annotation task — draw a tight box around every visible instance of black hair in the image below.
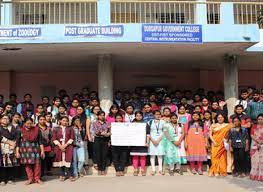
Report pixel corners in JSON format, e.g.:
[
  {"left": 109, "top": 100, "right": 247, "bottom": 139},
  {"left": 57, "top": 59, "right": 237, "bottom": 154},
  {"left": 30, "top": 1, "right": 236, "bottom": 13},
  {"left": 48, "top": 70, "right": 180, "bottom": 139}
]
[
  {"left": 240, "top": 89, "right": 248, "bottom": 94},
  {"left": 24, "top": 93, "right": 32, "bottom": 98},
  {"left": 153, "top": 110, "right": 161, "bottom": 115},
  {"left": 109, "top": 104, "right": 119, "bottom": 117},
  {"left": 42, "top": 96, "right": 49, "bottom": 100},
  {"left": 24, "top": 117, "right": 33, "bottom": 123},
  {"left": 235, "top": 104, "right": 244, "bottom": 110},
  {"left": 170, "top": 113, "right": 178, "bottom": 118},
  {"left": 254, "top": 89, "right": 260, "bottom": 95},
  {"left": 162, "top": 107, "right": 171, "bottom": 113},
  {"left": 12, "top": 112, "right": 21, "bottom": 118},
  {"left": 59, "top": 116, "right": 69, "bottom": 121},
  {"left": 71, "top": 116, "right": 81, "bottom": 126},
  {"left": 257, "top": 114, "right": 263, "bottom": 119},
  {"left": 45, "top": 112, "right": 52, "bottom": 117},
  {"left": 125, "top": 103, "right": 134, "bottom": 110},
  {"left": 135, "top": 111, "right": 143, "bottom": 117},
  {"left": 36, "top": 104, "right": 44, "bottom": 108},
  {"left": 58, "top": 104, "right": 67, "bottom": 109},
  {"left": 53, "top": 96, "right": 61, "bottom": 102},
  {"left": 0, "top": 114, "right": 10, "bottom": 120},
  {"left": 143, "top": 103, "right": 152, "bottom": 108},
  {"left": 215, "top": 113, "right": 227, "bottom": 123},
  {"left": 189, "top": 112, "right": 203, "bottom": 127},
  {"left": 37, "top": 114, "right": 46, "bottom": 121},
  {"left": 91, "top": 105, "right": 102, "bottom": 114},
  {"left": 97, "top": 111, "right": 105, "bottom": 116},
  {"left": 115, "top": 113, "right": 123, "bottom": 119}
]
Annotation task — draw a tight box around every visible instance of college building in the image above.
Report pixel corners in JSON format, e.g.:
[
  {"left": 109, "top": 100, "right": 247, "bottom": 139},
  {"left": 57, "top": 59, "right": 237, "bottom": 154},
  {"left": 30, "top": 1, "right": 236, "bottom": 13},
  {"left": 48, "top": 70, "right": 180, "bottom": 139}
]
[{"left": 0, "top": 0, "right": 263, "bottom": 113}]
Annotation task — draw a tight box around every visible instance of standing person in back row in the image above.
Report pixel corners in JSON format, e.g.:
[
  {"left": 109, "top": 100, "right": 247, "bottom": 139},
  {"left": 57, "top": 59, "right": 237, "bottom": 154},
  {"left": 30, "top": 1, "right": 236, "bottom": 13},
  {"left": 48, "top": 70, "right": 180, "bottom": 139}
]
[
  {"left": 247, "top": 90, "right": 263, "bottom": 123},
  {"left": 17, "top": 94, "right": 34, "bottom": 120}
]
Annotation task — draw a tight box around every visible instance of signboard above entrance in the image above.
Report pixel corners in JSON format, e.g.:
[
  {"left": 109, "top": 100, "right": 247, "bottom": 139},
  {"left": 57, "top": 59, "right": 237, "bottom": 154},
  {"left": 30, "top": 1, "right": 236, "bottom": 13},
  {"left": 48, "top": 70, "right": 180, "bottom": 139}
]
[
  {"left": 64, "top": 25, "right": 124, "bottom": 37},
  {"left": 142, "top": 24, "right": 202, "bottom": 43},
  {"left": 0, "top": 27, "right": 41, "bottom": 39}
]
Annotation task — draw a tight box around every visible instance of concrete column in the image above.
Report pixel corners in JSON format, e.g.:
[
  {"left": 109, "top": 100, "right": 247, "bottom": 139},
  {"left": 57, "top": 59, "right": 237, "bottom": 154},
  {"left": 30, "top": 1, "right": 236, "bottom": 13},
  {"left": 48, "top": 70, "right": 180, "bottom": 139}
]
[
  {"left": 97, "top": 0, "right": 111, "bottom": 24},
  {"left": 98, "top": 54, "right": 113, "bottom": 113},
  {"left": 0, "top": 71, "right": 12, "bottom": 101},
  {"left": 196, "top": 0, "right": 207, "bottom": 24},
  {"left": 220, "top": 2, "right": 234, "bottom": 25},
  {"left": 1, "top": 0, "right": 13, "bottom": 25},
  {"left": 224, "top": 54, "right": 238, "bottom": 117}
]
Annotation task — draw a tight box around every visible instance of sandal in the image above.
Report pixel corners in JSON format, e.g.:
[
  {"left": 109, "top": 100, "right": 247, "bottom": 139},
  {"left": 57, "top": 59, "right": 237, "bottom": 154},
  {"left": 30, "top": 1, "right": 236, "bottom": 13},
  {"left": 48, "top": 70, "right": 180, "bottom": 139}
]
[
  {"left": 159, "top": 171, "right": 165, "bottom": 176},
  {"left": 141, "top": 170, "right": 146, "bottom": 176},
  {"left": 25, "top": 180, "right": 33, "bottom": 185},
  {"left": 133, "top": 169, "right": 139, "bottom": 176},
  {"left": 191, "top": 169, "right": 197, "bottom": 175},
  {"left": 151, "top": 171, "right": 156, "bottom": 176},
  {"left": 59, "top": 176, "right": 65, "bottom": 181},
  {"left": 35, "top": 180, "right": 44, "bottom": 185}
]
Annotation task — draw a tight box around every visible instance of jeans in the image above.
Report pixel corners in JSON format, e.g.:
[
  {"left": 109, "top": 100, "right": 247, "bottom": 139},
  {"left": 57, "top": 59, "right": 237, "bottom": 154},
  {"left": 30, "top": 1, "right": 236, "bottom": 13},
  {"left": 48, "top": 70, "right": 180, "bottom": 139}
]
[{"left": 72, "top": 146, "right": 85, "bottom": 177}]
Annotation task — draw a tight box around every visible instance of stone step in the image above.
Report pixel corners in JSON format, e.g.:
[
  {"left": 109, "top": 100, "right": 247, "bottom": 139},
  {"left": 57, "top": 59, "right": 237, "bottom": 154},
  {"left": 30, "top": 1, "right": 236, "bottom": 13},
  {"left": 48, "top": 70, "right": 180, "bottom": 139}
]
[{"left": 49, "top": 164, "right": 209, "bottom": 177}]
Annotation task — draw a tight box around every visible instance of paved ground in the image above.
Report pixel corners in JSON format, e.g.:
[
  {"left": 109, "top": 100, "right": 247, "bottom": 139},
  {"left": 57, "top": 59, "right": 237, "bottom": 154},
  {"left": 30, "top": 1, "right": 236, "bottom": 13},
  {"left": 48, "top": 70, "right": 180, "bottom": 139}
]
[{"left": 1, "top": 175, "right": 262, "bottom": 192}]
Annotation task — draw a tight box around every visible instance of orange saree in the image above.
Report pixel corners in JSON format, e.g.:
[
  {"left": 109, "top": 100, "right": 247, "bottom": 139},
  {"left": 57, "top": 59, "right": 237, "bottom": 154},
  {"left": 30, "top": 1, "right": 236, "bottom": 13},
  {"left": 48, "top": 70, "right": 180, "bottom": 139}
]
[{"left": 209, "top": 123, "right": 232, "bottom": 176}]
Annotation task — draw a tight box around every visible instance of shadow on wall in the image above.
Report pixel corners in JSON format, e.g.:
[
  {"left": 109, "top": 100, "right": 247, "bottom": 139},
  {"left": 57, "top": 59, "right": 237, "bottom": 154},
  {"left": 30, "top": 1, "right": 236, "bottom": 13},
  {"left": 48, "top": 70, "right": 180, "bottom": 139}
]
[{"left": 226, "top": 177, "right": 263, "bottom": 192}]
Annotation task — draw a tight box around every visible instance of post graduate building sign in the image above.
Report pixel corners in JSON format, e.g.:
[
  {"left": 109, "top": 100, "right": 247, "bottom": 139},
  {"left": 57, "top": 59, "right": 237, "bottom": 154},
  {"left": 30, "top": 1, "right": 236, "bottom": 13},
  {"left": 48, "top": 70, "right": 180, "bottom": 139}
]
[
  {"left": 64, "top": 25, "right": 124, "bottom": 37},
  {"left": 142, "top": 24, "right": 202, "bottom": 43}
]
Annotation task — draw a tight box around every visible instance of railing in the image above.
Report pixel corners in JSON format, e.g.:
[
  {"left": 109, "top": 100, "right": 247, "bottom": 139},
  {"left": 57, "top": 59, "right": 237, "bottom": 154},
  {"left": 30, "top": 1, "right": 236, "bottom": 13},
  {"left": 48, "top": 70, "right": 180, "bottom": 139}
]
[
  {"left": 111, "top": 0, "right": 221, "bottom": 24},
  {"left": 11, "top": 0, "right": 97, "bottom": 25},
  {"left": 234, "top": 2, "right": 263, "bottom": 25}
]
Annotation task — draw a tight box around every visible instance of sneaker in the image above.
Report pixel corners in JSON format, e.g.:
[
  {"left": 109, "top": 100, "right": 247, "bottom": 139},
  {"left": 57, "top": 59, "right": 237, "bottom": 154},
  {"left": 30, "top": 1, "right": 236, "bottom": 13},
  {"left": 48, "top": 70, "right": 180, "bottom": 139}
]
[{"left": 0, "top": 181, "right": 6, "bottom": 186}]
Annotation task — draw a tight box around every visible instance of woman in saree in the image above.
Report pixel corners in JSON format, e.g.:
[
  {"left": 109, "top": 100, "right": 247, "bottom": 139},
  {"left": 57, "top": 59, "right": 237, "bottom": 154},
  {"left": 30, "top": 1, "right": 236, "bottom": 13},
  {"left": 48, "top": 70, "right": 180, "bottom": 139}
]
[
  {"left": 209, "top": 113, "right": 232, "bottom": 177},
  {"left": 250, "top": 114, "right": 263, "bottom": 181}
]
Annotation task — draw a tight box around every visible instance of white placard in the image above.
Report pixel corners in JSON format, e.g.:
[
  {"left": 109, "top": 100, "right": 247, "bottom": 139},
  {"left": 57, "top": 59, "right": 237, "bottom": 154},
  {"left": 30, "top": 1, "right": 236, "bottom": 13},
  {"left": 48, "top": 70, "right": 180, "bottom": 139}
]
[{"left": 111, "top": 122, "right": 146, "bottom": 146}]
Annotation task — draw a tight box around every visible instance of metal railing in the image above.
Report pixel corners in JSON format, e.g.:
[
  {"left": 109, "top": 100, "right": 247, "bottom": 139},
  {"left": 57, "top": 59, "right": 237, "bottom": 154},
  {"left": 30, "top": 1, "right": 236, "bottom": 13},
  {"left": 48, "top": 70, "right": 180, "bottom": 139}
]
[
  {"left": 234, "top": 2, "right": 263, "bottom": 25},
  {"left": 11, "top": 0, "right": 97, "bottom": 25},
  {"left": 111, "top": 1, "right": 221, "bottom": 24}
]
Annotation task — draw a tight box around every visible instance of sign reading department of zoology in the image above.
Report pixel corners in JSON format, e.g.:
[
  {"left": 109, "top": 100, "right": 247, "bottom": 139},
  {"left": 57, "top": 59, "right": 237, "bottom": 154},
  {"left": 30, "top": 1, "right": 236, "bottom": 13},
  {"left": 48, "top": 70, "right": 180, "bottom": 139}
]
[
  {"left": 65, "top": 25, "right": 124, "bottom": 37},
  {"left": 142, "top": 24, "right": 202, "bottom": 43},
  {"left": 0, "top": 27, "right": 41, "bottom": 39}
]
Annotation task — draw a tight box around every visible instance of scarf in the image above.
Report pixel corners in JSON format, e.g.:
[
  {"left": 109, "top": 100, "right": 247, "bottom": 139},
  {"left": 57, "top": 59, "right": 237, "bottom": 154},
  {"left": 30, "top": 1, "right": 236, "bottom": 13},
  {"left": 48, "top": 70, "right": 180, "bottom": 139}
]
[{"left": 21, "top": 126, "right": 39, "bottom": 142}]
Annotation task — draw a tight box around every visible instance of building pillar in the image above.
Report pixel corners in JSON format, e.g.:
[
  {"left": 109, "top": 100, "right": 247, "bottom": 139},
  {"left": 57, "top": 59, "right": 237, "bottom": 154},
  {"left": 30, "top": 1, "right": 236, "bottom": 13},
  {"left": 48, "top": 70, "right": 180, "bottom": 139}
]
[
  {"left": 220, "top": 2, "right": 234, "bottom": 25},
  {"left": 98, "top": 54, "right": 113, "bottom": 113},
  {"left": 97, "top": 0, "right": 111, "bottom": 24},
  {"left": 0, "top": 71, "right": 12, "bottom": 101},
  {"left": 224, "top": 54, "right": 238, "bottom": 117},
  {"left": 1, "top": 0, "right": 13, "bottom": 25},
  {"left": 196, "top": 0, "right": 207, "bottom": 24}
]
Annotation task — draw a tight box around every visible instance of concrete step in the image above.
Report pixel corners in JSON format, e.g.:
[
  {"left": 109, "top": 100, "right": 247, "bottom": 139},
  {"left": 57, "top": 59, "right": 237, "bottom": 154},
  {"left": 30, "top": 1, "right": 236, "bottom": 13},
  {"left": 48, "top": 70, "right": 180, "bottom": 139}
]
[{"left": 49, "top": 164, "right": 210, "bottom": 177}]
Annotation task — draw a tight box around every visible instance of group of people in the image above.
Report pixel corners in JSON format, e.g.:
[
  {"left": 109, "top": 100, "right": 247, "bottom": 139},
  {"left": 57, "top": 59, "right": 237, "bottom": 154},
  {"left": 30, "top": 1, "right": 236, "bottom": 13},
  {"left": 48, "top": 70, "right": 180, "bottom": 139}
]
[{"left": 0, "top": 86, "right": 262, "bottom": 186}]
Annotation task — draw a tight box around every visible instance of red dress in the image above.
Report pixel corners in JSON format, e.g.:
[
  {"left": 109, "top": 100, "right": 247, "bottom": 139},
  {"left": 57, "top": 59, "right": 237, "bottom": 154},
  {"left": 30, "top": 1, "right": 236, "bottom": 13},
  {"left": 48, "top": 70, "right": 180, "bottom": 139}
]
[{"left": 52, "top": 126, "right": 74, "bottom": 168}]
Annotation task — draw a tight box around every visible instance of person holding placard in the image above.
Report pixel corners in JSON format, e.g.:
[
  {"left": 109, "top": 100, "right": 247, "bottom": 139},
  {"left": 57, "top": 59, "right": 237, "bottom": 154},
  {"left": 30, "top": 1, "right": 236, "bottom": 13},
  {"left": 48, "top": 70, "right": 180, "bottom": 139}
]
[
  {"left": 130, "top": 111, "right": 150, "bottom": 176},
  {"left": 111, "top": 113, "right": 128, "bottom": 177},
  {"left": 148, "top": 110, "right": 165, "bottom": 176}
]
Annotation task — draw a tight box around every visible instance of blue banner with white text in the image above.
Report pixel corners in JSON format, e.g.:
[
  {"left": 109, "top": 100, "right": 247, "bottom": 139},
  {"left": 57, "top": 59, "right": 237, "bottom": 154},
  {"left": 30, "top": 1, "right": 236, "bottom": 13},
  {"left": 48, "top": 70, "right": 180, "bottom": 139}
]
[
  {"left": 0, "top": 27, "right": 41, "bottom": 39},
  {"left": 65, "top": 25, "right": 124, "bottom": 37},
  {"left": 142, "top": 24, "right": 202, "bottom": 43}
]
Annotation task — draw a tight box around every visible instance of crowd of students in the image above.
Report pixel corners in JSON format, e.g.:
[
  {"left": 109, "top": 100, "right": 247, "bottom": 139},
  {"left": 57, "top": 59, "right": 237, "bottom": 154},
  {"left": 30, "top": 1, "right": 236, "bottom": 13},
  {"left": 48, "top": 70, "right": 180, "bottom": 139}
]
[{"left": 0, "top": 87, "right": 263, "bottom": 186}]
